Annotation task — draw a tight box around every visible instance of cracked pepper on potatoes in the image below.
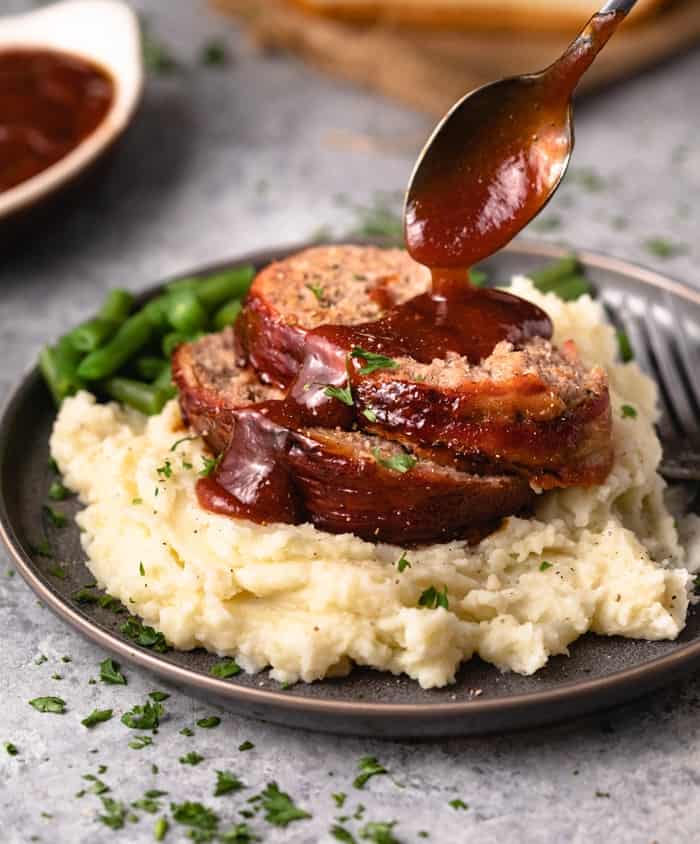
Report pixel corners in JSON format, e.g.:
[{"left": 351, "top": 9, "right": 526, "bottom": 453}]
[{"left": 50, "top": 278, "right": 699, "bottom": 688}]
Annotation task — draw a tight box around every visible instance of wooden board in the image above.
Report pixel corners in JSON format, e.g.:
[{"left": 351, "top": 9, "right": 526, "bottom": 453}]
[{"left": 213, "top": 0, "right": 700, "bottom": 115}]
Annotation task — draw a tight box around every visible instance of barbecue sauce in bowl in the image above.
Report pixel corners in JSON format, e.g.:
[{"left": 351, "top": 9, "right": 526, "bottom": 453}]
[{"left": 0, "top": 48, "right": 114, "bottom": 193}]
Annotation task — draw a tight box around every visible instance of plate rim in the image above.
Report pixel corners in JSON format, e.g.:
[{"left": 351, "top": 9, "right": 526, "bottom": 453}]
[{"left": 3, "top": 237, "right": 700, "bottom": 728}]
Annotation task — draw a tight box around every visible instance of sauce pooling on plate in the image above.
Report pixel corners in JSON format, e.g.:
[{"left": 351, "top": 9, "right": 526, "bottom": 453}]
[{"left": 0, "top": 49, "right": 114, "bottom": 192}]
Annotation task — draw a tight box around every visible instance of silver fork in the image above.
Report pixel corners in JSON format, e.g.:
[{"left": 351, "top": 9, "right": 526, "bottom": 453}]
[{"left": 601, "top": 289, "right": 700, "bottom": 482}]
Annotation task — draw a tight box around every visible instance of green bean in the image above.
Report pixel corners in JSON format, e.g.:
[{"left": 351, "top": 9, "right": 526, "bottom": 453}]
[
  {"left": 165, "top": 278, "right": 198, "bottom": 295},
  {"left": 77, "top": 312, "right": 153, "bottom": 381},
  {"left": 66, "top": 317, "right": 118, "bottom": 353},
  {"left": 212, "top": 298, "right": 242, "bottom": 330},
  {"left": 530, "top": 256, "right": 580, "bottom": 293},
  {"left": 98, "top": 289, "right": 134, "bottom": 323},
  {"left": 141, "top": 295, "right": 171, "bottom": 330},
  {"left": 101, "top": 377, "right": 170, "bottom": 416},
  {"left": 153, "top": 363, "right": 177, "bottom": 400},
  {"left": 39, "top": 337, "right": 84, "bottom": 405},
  {"left": 162, "top": 331, "right": 189, "bottom": 358},
  {"left": 167, "top": 289, "right": 208, "bottom": 334},
  {"left": 135, "top": 356, "right": 169, "bottom": 381},
  {"left": 196, "top": 266, "right": 255, "bottom": 310},
  {"left": 553, "top": 275, "right": 592, "bottom": 301}
]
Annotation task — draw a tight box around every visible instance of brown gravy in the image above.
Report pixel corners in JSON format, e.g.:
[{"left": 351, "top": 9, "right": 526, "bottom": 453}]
[{"left": 0, "top": 48, "right": 114, "bottom": 192}]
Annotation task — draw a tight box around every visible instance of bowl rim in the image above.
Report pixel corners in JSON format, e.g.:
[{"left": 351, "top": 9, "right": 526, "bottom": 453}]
[
  {"left": 2, "top": 237, "right": 700, "bottom": 729},
  {"left": 0, "top": 0, "right": 144, "bottom": 219}
]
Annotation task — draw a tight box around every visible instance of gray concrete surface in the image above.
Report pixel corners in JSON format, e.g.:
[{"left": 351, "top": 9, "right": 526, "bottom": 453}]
[{"left": 1, "top": 1, "right": 700, "bottom": 841}]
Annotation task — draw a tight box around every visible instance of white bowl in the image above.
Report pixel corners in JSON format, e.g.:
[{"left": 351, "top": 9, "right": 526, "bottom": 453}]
[{"left": 0, "top": 0, "right": 143, "bottom": 220}]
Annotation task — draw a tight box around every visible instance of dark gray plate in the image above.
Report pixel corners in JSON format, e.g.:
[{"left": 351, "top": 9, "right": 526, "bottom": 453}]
[{"left": 2, "top": 239, "right": 700, "bottom": 738}]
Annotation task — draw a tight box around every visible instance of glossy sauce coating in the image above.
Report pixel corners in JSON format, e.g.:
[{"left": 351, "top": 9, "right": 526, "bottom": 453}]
[{"left": 0, "top": 49, "right": 114, "bottom": 192}]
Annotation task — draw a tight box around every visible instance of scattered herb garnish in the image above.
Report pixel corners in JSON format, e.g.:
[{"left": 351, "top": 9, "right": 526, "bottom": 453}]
[
  {"left": 332, "top": 825, "right": 357, "bottom": 843},
  {"left": 120, "top": 617, "right": 170, "bottom": 652},
  {"left": 81, "top": 708, "right": 113, "bottom": 728},
  {"left": 4, "top": 742, "right": 18, "bottom": 756},
  {"left": 324, "top": 384, "right": 354, "bottom": 406},
  {"left": 154, "top": 816, "right": 169, "bottom": 841},
  {"left": 418, "top": 585, "right": 449, "bottom": 610},
  {"left": 362, "top": 407, "right": 378, "bottom": 422},
  {"left": 170, "top": 801, "right": 219, "bottom": 835},
  {"left": 98, "top": 594, "right": 123, "bottom": 612},
  {"left": 215, "top": 770, "right": 245, "bottom": 796},
  {"left": 47, "top": 563, "right": 68, "bottom": 579},
  {"left": 129, "top": 735, "right": 154, "bottom": 750},
  {"left": 170, "top": 435, "right": 200, "bottom": 452},
  {"left": 644, "top": 237, "right": 686, "bottom": 259},
  {"left": 121, "top": 699, "right": 164, "bottom": 730},
  {"left": 595, "top": 790, "right": 611, "bottom": 798},
  {"left": 219, "top": 823, "right": 259, "bottom": 843},
  {"left": 132, "top": 497, "right": 143, "bottom": 505},
  {"left": 141, "top": 19, "right": 179, "bottom": 75},
  {"left": 48, "top": 478, "right": 70, "bottom": 501},
  {"left": 200, "top": 39, "right": 229, "bottom": 67},
  {"left": 350, "top": 347, "right": 398, "bottom": 375},
  {"left": 180, "top": 727, "right": 194, "bottom": 737},
  {"left": 306, "top": 283, "right": 326, "bottom": 302},
  {"left": 43, "top": 505, "right": 67, "bottom": 528},
  {"left": 98, "top": 796, "right": 127, "bottom": 830},
  {"left": 156, "top": 459, "right": 173, "bottom": 479},
  {"left": 353, "top": 756, "right": 388, "bottom": 790},
  {"left": 396, "top": 553, "right": 411, "bottom": 573},
  {"left": 621, "top": 404, "right": 637, "bottom": 419},
  {"left": 332, "top": 792, "right": 347, "bottom": 808},
  {"left": 100, "top": 657, "right": 127, "bottom": 685},
  {"left": 139, "top": 561, "right": 146, "bottom": 576},
  {"left": 30, "top": 538, "right": 53, "bottom": 558},
  {"left": 180, "top": 751, "right": 205, "bottom": 766},
  {"left": 73, "top": 587, "right": 99, "bottom": 604},
  {"left": 199, "top": 454, "right": 223, "bottom": 477},
  {"left": 360, "top": 820, "right": 400, "bottom": 843},
  {"left": 148, "top": 691, "right": 170, "bottom": 702},
  {"left": 449, "top": 798, "right": 468, "bottom": 810},
  {"left": 371, "top": 448, "right": 416, "bottom": 474},
  {"left": 238, "top": 740, "right": 254, "bottom": 752},
  {"left": 29, "top": 696, "right": 65, "bottom": 714},
  {"left": 260, "top": 782, "right": 311, "bottom": 826},
  {"left": 211, "top": 659, "right": 241, "bottom": 679},
  {"left": 539, "top": 561, "right": 553, "bottom": 572},
  {"left": 617, "top": 330, "right": 634, "bottom": 362},
  {"left": 197, "top": 716, "right": 221, "bottom": 729}
]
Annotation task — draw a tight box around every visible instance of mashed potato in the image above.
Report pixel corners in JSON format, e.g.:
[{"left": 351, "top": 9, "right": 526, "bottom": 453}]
[{"left": 50, "top": 278, "right": 699, "bottom": 688}]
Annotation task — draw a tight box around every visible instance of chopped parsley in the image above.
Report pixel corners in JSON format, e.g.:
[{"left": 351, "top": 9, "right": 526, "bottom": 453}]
[
  {"left": 595, "top": 790, "right": 611, "bottom": 798},
  {"left": 148, "top": 690, "right": 169, "bottom": 701},
  {"left": 570, "top": 167, "right": 606, "bottom": 192},
  {"left": 200, "top": 39, "right": 229, "bottom": 67},
  {"left": 73, "top": 587, "right": 99, "bottom": 604},
  {"left": 645, "top": 237, "right": 686, "bottom": 259},
  {"left": 139, "top": 561, "right": 146, "bottom": 576},
  {"left": 353, "top": 756, "right": 388, "bottom": 790},
  {"left": 260, "top": 782, "right": 311, "bottom": 826},
  {"left": 170, "top": 435, "right": 200, "bottom": 452},
  {"left": 214, "top": 770, "right": 245, "bottom": 796},
  {"left": 199, "top": 454, "right": 223, "bottom": 477},
  {"left": 81, "top": 708, "right": 113, "bottom": 728},
  {"left": 539, "top": 561, "right": 553, "bottom": 572},
  {"left": 132, "top": 796, "right": 161, "bottom": 814},
  {"left": 350, "top": 347, "right": 398, "bottom": 375},
  {"left": 210, "top": 659, "right": 241, "bottom": 679},
  {"left": 180, "top": 727, "right": 194, "bottom": 737},
  {"left": 306, "top": 283, "right": 326, "bottom": 302},
  {"left": 29, "top": 696, "right": 65, "bottom": 714},
  {"left": 371, "top": 448, "right": 416, "bottom": 474},
  {"left": 121, "top": 699, "right": 164, "bottom": 730},
  {"left": 396, "top": 553, "right": 411, "bottom": 573},
  {"left": 156, "top": 459, "right": 173, "bottom": 479},
  {"left": 238, "top": 740, "right": 254, "bottom": 752},
  {"left": 324, "top": 384, "right": 354, "bottom": 406},
  {"left": 30, "top": 538, "right": 53, "bottom": 558},
  {"left": 360, "top": 820, "right": 400, "bottom": 843},
  {"left": 4, "top": 742, "right": 18, "bottom": 756},
  {"left": 120, "top": 617, "right": 169, "bottom": 652},
  {"left": 98, "top": 796, "right": 126, "bottom": 830},
  {"left": 219, "top": 823, "right": 259, "bottom": 843},
  {"left": 129, "top": 735, "right": 153, "bottom": 750},
  {"left": 418, "top": 585, "right": 449, "bottom": 610},
  {"left": 42, "top": 505, "right": 67, "bottom": 528},
  {"left": 332, "top": 792, "right": 347, "bottom": 807},
  {"left": 180, "top": 751, "right": 204, "bottom": 766},
  {"left": 332, "top": 825, "right": 357, "bottom": 843},
  {"left": 617, "top": 330, "right": 634, "bottom": 362},
  {"left": 154, "top": 817, "right": 169, "bottom": 841},
  {"left": 47, "top": 563, "right": 68, "bottom": 579},
  {"left": 100, "top": 657, "right": 127, "bottom": 685},
  {"left": 621, "top": 404, "right": 637, "bottom": 419},
  {"left": 48, "top": 478, "right": 70, "bottom": 501},
  {"left": 449, "top": 798, "right": 469, "bottom": 810},
  {"left": 197, "top": 716, "right": 221, "bottom": 729},
  {"left": 362, "top": 407, "right": 377, "bottom": 423},
  {"left": 132, "top": 497, "right": 143, "bottom": 505},
  {"left": 98, "top": 594, "right": 123, "bottom": 612},
  {"left": 170, "top": 801, "right": 219, "bottom": 834}
]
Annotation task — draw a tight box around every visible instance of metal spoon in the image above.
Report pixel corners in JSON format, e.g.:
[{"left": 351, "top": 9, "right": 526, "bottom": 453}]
[{"left": 404, "top": 0, "right": 639, "bottom": 270}]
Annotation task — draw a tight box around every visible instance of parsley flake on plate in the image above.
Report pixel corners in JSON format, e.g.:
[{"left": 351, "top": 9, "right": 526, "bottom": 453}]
[
  {"left": 372, "top": 448, "right": 416, "bottom": 474},
  {"left": 120, "top": 617, "right": 169, "bottom": 652},
  {"left": 180, "top": 751, "right": 204, "bottom": 766},
  {"left": 350, "top": 347, "right": 398, "bottom": 375},
  {"left": 210, "top": 659, "right": 241, "bottom": 679},
  {"left": 396, "top": 553, "right": 411, "bottom": 573},
  {"left": 29, "top": 696, "right": 65, "bottom": 714},
  {"left": 260, "top": 782, "right": 310, "bottom": 826},
  {"left": 81, "top": 708, "right": 113, "bottom": 728},
  {"left": 215, "top": 770, "right": 245, "bottom": 796},
  {"left": 199, "top": 453, "right": 223, "bottom": 477},
  {"left": 48, "top": 478, "right": 70, "bottom": 501},
  {"left": 306, "top": 283, "right": 326, "bottom": 302},
  {"left": 324, "top": 384, "right": 354, "bottom": 406},
  {"left": 47, "top": 563, "right": 68, "bottom": 579},
  {"left": 100, "top": 657, "right": 127, "bottom": 685},
  {"left": 621, "top": 404, "right": 637, "bottom": 419},
  {"left": 121, "top": 699, "right": 164, "bottom": 730},
  {"left": 539, "top": 561, "right": 553, "bottom": 572},
  {"left": 418, "top": 585, "right": 449, "bottom": 610},
  {"left": 170, "top": 434, "right": 200, "bottom": 452},
  {"left": 42, "top": 505, "right": 67, "bottom": 528},
  {"left": 353, "top": 756, "right": 388, "bottom": 789}
]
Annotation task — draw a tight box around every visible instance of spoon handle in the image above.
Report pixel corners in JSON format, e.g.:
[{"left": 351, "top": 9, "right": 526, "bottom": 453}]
[{"left": 599, "top": 0, "right": 639, "bottom": 13}]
